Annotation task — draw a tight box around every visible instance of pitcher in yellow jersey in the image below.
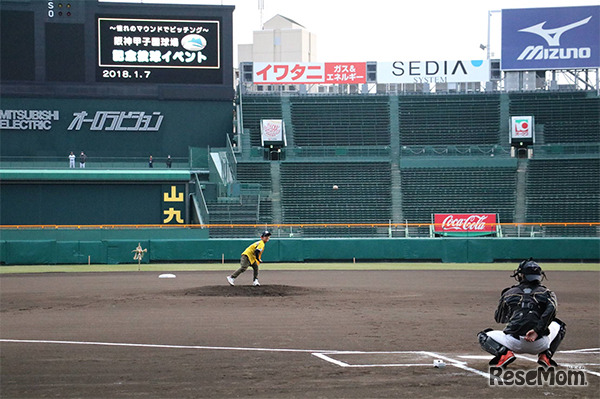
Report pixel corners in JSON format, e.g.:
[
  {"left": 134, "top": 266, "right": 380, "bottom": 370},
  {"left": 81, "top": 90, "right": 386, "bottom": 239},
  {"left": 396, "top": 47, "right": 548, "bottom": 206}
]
[{"left": 227, "top": 231, "right": 271, "bottom": 286}]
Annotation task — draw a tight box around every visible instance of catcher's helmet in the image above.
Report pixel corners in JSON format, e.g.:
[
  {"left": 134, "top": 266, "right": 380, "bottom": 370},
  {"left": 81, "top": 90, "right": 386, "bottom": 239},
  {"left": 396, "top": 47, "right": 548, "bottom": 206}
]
[
  {"left": 512, "top": 258, "right": 545, "bottom": 282},
  {"left": 261, "top": 230, "right": 272, "bottom": 237}
]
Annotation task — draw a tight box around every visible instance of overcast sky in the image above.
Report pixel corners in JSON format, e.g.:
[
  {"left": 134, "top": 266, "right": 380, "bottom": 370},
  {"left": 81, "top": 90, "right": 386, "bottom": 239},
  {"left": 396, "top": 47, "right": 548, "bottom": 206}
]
[{"left": 102, "top": 1, "right": 599, "bottom": 64}]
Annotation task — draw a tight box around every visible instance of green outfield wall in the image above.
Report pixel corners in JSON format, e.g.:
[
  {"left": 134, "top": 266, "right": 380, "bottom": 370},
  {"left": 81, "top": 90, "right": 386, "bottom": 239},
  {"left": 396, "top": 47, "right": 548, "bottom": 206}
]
[
  {"left": 0, "top": 97, "right": 231, "bottom": 158},
  {"left": 0, "top": 231, "right": 598, "bottom": 265},
  {"left": 0, "top": 179, "right": 190, "bottom": 225}
]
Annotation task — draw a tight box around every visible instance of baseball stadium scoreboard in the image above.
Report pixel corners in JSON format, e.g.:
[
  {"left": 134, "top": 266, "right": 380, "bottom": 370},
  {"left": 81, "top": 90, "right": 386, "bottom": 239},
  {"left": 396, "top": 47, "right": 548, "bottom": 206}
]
[
  {"left": 0, "top": 0, "right": 235, "bottom": 159},
  {"left": 96, "top": 16, "right": 221, "bottom": 84},
  {"left": 0, "top": 1, "right": 235, "bottom": 225},
  {"left": 1, "top": 0, "right": 232, "bottom": 88}
]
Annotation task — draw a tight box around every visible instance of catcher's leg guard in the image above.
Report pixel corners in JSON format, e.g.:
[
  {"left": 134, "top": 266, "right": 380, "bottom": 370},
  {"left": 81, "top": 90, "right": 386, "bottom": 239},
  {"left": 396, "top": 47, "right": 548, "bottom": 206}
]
[
  {"left": 547, "top": 318, "right": 567, "bottom": 358},
  {"left": 478, "top": 329, "right": 510, "bottom": 365}
]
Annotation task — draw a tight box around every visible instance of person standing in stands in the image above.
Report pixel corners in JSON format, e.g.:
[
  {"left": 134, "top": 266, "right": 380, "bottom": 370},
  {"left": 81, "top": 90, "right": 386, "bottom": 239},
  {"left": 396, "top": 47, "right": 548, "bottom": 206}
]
[
  {"left": 79, "top": 151, "right": 87, "bottom": 168},
  {"left": 68, "top": 151, "right": 76, "bottom": 168},
  {"left": 166, "top": 155, "right": 172, "bottom": 168},
  {"left": 227, "top": 231, "right": 271, "bottom": 287},
  {"left": 148, "top": 155, "right": 153, "bottom": 168}
]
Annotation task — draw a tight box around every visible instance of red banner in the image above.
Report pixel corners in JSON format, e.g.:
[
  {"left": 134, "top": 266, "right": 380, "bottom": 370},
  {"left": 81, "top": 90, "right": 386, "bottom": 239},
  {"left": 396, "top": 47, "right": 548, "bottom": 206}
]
[
  {"left": 323, "top": 62, "right": 366, "bottom": 84},
  {"left": 433, "top": 213, "right": 497, "bottom": 234}
]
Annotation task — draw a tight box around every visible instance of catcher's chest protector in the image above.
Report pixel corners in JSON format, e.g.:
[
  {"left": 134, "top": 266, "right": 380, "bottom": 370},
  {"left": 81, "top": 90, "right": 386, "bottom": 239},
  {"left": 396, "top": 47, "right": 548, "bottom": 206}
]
[{"left": 503, "top": 286, "right": 546, "bottom": 334}]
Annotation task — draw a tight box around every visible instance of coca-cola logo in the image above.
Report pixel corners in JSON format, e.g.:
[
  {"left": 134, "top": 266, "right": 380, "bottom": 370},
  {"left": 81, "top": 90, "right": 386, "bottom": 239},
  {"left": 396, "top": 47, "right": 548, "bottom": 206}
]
[
  {"left": 441, "top": 215, "right": 489, "bottom": 231},
  {"left": 433, "top": 213, "right": 497, "bottom": 233}
]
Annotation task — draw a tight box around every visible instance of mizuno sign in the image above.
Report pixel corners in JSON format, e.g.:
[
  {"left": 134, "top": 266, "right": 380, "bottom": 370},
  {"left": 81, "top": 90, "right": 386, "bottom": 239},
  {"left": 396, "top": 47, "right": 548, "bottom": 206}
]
[
  {"left": 518, "top": 16, "right": 591, "bottom": 47},
  {"left": 517, "top": 46, "right": 591, "bottom": 61},
  {"left": 501, "top": 6, "right": 599, "bottom": 71}
]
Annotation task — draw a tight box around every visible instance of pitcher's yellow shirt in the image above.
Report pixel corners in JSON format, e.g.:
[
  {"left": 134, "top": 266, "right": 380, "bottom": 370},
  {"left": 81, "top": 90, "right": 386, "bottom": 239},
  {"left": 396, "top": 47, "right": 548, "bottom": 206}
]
[{"left": 242, "top": 240, "right": 265, "bottom": 264}]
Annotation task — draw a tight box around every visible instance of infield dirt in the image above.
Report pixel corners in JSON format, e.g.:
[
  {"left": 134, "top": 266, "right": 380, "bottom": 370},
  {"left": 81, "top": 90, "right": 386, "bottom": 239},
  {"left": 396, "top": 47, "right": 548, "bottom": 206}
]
[{"left": 1, "top": 269, "right": 598, "bottom": 398}]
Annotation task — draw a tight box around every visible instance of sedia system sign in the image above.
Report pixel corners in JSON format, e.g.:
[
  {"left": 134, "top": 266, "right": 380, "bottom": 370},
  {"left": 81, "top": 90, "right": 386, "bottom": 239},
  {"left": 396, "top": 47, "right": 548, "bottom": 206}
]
[{"left": 376, "top": 60, "right": 490, "bottom": 84}]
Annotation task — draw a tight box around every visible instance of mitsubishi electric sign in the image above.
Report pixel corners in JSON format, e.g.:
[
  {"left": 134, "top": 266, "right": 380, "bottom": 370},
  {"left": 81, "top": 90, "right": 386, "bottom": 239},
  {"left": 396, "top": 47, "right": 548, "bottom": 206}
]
[{"left": 501, "top": 6, "right": 600, "bottom": 71}]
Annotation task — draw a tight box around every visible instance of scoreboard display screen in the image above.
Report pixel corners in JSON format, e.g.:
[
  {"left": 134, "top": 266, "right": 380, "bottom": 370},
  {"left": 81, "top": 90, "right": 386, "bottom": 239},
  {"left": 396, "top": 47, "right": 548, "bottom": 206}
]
[
  {"left": 0, "top": 10, "right": 35, "bottom": 81},
  {"left": 96, "top": 17, "right": 222, "bottom": 84}
]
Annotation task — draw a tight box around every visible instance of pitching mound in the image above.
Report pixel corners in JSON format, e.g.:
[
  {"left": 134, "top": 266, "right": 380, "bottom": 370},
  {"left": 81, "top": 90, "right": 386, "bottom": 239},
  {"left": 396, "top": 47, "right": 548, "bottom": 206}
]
[{"left": 181, "top": 285, "right": 316, "bottom": 297}]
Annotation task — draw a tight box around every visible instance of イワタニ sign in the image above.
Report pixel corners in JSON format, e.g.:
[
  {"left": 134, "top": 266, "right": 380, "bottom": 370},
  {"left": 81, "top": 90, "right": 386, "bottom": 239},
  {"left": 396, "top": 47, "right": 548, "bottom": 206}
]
[
  {"left": 510, "top": 116, "right": 534, "bottom": 143},
  {"left": 433, "top": 213, "right": 498, "bottom": 236},
  {"left": 253, "top": 62, "right": 366, "bottom": 84}
]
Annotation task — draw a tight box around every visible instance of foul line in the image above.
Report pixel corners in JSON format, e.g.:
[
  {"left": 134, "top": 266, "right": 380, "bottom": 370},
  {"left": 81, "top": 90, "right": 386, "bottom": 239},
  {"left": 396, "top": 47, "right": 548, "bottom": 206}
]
[
  {"left": 2, "top": 339, "right": 596, "bottom": 380},
  {"left": 311, "top": 350, "right": 490, "bottom": 379},
  {"left": 560, "top": 348, "right": 600, "bottom": 354},
  {"left": 424, "top": 351, "right": 491, "bottom": 379},
  {"left": 1, "top": 338, "right": 490, "bottom": 379},
  {"left": 0, "top": 338, "right": 346, "bottom": 354},
  {"left": 311, "top": 351, "right": 442, "bottom": 369}
]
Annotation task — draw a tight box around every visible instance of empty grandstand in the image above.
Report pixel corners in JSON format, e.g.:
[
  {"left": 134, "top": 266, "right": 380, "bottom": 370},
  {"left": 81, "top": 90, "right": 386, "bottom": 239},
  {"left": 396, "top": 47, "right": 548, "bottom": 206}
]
[
  {"left": 217, "top": 89, "right": 598, "bottom": 239},
  {"left": 240, "top": 96, "right": 284, "bottom": 147},
  {"left": 280, "top": 161, "right": 392, "bottom": 237},
  {"left": 399, "top": 94, "right": 501, "bottom": 145},
  {"left": 526, "top": 158, "right": 599, "bottom": 237},
  {"left": 290, "top": 96, "right": 391, "bottom": 146},
  {"left": 401, "top": 165, "right": 517, "bottom": 236},
  {"left": 509, "top": 91, "right": 600, "bottom": 144}
]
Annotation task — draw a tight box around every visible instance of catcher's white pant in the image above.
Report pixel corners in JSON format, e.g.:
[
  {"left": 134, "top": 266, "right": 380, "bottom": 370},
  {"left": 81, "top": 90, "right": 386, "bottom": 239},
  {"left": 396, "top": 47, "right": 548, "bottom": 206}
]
[{"left": 485, "top": 321, "right": 562, "bottom": 355}]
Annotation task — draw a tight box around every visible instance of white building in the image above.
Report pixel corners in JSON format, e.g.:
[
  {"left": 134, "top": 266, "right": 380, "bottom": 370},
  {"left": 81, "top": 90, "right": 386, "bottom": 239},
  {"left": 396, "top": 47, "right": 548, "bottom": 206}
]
[{"left": 238, "top": 14, "right": 317, "bottom": 63}]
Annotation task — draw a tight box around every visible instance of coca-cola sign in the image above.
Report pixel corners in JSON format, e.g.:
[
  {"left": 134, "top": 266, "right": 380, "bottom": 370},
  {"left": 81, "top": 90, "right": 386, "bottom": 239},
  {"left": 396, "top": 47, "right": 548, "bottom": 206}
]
[{"left": 433, "top": 213, "right": 497, "bottom": 235}]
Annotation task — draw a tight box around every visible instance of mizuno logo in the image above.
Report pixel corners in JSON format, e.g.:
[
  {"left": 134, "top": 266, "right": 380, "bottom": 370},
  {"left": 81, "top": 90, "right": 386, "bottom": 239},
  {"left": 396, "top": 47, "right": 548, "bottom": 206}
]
[{"left": 518, "top": 16, "right": 592, "bottom": 46}]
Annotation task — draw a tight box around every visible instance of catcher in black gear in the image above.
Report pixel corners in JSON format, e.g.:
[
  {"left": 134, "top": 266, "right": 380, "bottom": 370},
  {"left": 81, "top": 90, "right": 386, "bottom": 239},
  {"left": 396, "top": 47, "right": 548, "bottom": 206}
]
[{"left": 477, "top": 258, "right": 566, "bottom": 368}]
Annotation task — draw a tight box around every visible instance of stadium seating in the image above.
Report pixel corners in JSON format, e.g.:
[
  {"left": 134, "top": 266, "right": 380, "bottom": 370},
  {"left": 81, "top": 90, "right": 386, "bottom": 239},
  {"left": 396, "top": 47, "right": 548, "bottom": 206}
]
[
  {"left": 240, "top": 95, "right": 283, "bottom": 147},
  {"left": 401, "top": 166, "right": 517, "bottom": 236},
  {"left": 280, "top": 161, "right": 392, "bottom": 224},
  {"left": 509, "top": 92, "right": 600, "bottom": 144},
  {"left": 226, "top": 90, "right": 599, "bottom": 239},
  {"left": 290, "top": 96, "right": 391, "bottom": 146},
  {"left": 203, "top": 162, "right": 273, "bottom": 237},
  {"left": 236, "top": 162, "right": 272, "bottom": 192},
  {"left": 525, "top": 158, "right": 599, "bottom": 236},
  {"left": 543, "top": 121, "right": 600, "bottom": 144},
  {"left": 259, "top": 198, "right": 273, "bottom": 225},
  {"left": 398, "top": 94, "right": 501, "bottom": 145},
  {"left": 205, "top": 194, "right": 264, "bottom": 238}
]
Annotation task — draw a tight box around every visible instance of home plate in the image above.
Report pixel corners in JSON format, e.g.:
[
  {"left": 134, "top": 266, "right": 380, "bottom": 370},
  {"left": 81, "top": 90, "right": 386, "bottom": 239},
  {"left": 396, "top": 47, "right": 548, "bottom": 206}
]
[{"left": 159, "top": 273, "right": 176, "bottom": 278}]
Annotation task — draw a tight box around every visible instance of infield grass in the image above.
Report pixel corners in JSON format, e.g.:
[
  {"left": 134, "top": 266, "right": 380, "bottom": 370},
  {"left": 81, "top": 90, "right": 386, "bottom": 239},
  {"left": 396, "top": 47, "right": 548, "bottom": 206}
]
[{"left": 0, "top": 262, "right": 598, "bottom": 274}]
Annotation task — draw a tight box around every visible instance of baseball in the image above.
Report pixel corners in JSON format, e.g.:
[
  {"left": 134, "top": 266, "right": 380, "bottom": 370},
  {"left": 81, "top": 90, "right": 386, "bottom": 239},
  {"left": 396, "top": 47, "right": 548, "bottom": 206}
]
[{"left": 332, "top": 185, "right": 339, "bottom": 190}]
